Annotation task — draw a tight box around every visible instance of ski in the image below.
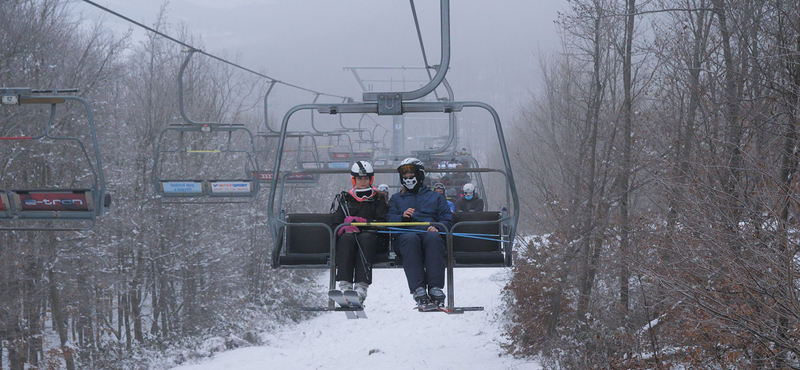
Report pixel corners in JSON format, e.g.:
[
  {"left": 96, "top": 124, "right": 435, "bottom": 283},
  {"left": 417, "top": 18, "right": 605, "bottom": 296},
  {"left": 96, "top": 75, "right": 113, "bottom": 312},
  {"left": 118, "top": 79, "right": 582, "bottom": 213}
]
[
  {"left": 414, "top": 304, "right": 486, "bottom": 314},
  {"left": 299, "top": 306, "right": 364, "bottom": 312},
  {"left": 342, "top": 290, "right": 368, "bottom": 319},
  {"left": 328, "top": 289, "right": 358, "bottom": 319},
  {"left": 421, "top": 302, "right": 439, "bottom": 312}
]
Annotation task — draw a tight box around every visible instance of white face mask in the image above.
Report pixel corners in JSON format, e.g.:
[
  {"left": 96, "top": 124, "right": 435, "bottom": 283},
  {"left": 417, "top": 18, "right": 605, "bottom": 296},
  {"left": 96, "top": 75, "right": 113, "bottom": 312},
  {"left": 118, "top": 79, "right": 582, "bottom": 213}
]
[{"left": 402, "top": 177, "right": 418, "bottom": 190}]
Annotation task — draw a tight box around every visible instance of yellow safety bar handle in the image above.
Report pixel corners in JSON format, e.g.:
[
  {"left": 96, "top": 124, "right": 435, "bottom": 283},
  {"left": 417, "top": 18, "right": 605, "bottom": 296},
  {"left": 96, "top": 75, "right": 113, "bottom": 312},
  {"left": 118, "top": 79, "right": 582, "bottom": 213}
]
[{"left": 349, "top": 222, "right": 430, "bottom": 227}]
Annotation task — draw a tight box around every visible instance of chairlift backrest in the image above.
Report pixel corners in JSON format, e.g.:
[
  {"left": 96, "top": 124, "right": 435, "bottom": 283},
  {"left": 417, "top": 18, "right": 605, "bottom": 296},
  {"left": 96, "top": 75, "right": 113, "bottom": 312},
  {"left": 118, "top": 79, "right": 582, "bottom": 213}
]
[{"left": 0, "top": 88, "right": 109, "bottom": 230}]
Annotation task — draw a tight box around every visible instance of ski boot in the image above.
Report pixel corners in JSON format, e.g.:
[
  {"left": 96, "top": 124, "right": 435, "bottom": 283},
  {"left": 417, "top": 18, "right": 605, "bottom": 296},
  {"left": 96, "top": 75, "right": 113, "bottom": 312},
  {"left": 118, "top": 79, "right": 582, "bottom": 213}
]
[{"left": 428, "top": 287, "right": 446, "bottom": 307}]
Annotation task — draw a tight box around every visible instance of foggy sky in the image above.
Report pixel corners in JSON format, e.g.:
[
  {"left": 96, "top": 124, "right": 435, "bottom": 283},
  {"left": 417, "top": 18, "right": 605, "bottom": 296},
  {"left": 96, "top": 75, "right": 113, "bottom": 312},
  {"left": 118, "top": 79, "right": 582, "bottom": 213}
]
[{"left": 76, "top": 0, "right": 566, "bottom": 125}]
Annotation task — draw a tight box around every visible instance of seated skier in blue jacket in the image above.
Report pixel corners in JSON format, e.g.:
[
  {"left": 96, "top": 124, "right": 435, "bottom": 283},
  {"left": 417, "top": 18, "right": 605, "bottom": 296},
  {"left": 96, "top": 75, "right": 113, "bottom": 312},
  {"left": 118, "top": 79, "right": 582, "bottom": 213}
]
[{"left": 387, "top": 158, "right": 453, "bottom": 306}]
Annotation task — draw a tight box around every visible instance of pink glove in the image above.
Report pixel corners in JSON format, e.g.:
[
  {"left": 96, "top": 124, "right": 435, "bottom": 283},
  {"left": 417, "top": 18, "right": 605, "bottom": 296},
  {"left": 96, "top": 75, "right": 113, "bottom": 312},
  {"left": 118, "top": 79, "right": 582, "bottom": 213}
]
[{"left": 338, "top": 216, "right": 367, "bottom": 236}]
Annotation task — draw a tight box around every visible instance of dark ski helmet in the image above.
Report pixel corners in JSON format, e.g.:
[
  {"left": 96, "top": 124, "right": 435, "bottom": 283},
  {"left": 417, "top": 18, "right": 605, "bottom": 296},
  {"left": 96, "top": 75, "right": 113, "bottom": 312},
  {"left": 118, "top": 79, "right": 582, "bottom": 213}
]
[{"left": 397, "top": 157, "right": 425, "bottom": 190}]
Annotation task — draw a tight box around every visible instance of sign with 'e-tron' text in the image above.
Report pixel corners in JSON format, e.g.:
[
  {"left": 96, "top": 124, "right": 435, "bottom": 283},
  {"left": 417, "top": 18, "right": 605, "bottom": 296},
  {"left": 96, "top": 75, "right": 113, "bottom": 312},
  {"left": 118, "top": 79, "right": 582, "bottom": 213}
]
[{"left": 17, "top": 191, "right": 90, "bottom": 211}]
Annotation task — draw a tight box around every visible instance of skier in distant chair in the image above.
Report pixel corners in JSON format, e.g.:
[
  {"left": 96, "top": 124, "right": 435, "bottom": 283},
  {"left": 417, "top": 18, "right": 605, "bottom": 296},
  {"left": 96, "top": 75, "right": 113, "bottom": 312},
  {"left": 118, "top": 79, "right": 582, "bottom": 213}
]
[
  {"left": 387, "top": 158, "right": 453, "bottom": 306},
  {"left": 433, "top": 182, "right": 454, "bottom": 212},
  {"left": 454, "top": 183, "right": 484, "bottom": 212},
  {"left": 376, "top": 183, "right": 391, "bottom": 203},
  {"left": 332, "top": 161, "right": 388, "bottom": 304}
]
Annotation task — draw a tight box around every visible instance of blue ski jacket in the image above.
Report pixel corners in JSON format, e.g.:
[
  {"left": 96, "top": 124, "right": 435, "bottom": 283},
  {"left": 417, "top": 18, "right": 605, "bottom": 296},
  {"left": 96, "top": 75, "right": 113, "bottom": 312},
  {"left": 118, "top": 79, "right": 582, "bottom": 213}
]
[{"left": 387, "top": 186, "right": 453, "bottom": 231}]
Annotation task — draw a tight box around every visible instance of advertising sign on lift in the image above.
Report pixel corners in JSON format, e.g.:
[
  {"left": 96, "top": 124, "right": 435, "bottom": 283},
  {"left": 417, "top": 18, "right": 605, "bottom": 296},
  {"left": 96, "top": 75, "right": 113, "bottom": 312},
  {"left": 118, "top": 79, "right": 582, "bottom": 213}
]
[
  {"left": 328, "top": 162, "right": 350, "bottom": 169},
  {"left": 302, "top": 162, "right": 324, "bottom": 169},
  {"left": 0, "top": 193, "right": 9, "bottom": 212},
  {"left": 255, "top": 172, "right": 316, "bottom": 183},
  {"left": 210, "top": 181, "right": 252, "bottom": 193},
  {"left": 284, "top": 173, "right": 316, "bottom": 182},
  {"left": 162, "top": 181, "right": 204, "bottom": 194},
  {"left": 16, "top": 191, "right": 91, "bottom": 211}
]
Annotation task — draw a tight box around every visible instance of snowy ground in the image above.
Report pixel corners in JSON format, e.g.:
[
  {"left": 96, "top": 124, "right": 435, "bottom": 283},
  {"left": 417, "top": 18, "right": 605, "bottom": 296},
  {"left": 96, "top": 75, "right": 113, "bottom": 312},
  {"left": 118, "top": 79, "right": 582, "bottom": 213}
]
[{"left": 171, "top": 268, "right": 542, "bottom": 370}]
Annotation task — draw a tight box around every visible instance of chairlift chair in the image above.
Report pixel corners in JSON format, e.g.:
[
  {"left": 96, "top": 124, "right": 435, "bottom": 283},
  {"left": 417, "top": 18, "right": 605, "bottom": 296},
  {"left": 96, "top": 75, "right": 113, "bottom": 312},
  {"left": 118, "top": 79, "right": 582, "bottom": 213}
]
[
  {"left": 151, "top": 49, "right": 262, "bottom": 204},
  {"left": 270, "top": 0, "right": 518, "bottom": 314},
  {"left": 0, "top": 88, "right": 111, "bottom": 231},
  {"left": 256, "top": 132, "right": 323, "bottom": 186},
  {"left": 151, "top": 123, "right": 260, "bottom": 204},
  {"left": 268, "top": 103, "right": 519, "bottom": 314},
  {"left": 325, "top": 133, "right": 355, "bottom": 170}
]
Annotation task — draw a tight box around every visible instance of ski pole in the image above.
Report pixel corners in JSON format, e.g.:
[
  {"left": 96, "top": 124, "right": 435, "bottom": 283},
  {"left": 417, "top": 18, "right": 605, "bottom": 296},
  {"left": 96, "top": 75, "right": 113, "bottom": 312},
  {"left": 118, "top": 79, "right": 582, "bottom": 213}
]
[{"left": 338, "top": 193, "right": 371, "bottom": 285}]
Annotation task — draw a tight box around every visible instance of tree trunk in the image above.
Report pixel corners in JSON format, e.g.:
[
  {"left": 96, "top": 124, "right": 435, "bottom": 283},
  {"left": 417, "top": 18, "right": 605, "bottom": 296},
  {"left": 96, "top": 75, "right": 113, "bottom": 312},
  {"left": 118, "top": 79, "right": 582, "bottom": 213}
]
[
  {"left": 123, "top": 292, "right": 131, "bottom": 351},
  {"left": 23, "top": 243, "right": 42, "bottom": 369},
  {"left": 547, "top": 253, "right": 569, "bottom": 337},
  {"left": 775, "top": 4, "right": 800, "bottom": 365},
  {"left": 712, "top": 0, "right": 742, "bottom": 237},
  {"left": 116, "top": 294, "right": 123, "bottom": 342},
  {"left": 577, "top": 9, "right": 604, "bottom": 322},
  {"left": 150, "top": 260, "right": 161, "bottom": 336},
  {"left": 130, "top": 248, "right": 145, "bottom": 343},
  {"left": 619, "top": 0, "right": 635, "bottom": 313},
  {"left": 8, "top": 341, "right": 23, "bottom": 370},
  {"left": 48, "top": 245, "right": 75, "bottom": 370}
]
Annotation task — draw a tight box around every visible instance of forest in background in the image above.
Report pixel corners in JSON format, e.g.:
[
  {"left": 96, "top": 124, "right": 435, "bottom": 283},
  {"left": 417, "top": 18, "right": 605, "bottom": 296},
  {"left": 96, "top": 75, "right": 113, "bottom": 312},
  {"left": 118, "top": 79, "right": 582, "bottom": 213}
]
[
  {"left": 0, "top": 1, "right": 328, "bottom": 369},
  {"left": 503, "top": 0, "right": 800, "bottom": 368}
]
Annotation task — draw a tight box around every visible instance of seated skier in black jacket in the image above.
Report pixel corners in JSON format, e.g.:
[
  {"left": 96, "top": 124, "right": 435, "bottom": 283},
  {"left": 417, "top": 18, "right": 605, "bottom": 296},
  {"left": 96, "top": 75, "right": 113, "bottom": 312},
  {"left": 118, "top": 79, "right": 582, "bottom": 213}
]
[{"left": 331, "top": 161, "right": 388, "bottom": 303}]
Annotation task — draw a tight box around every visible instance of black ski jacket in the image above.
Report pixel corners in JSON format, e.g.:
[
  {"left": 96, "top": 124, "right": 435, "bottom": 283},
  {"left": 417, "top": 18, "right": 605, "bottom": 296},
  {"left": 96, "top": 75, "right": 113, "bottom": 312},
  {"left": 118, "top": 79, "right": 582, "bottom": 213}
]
[{"left": 332, "top": 188, "right": 388, "bottom": 227}]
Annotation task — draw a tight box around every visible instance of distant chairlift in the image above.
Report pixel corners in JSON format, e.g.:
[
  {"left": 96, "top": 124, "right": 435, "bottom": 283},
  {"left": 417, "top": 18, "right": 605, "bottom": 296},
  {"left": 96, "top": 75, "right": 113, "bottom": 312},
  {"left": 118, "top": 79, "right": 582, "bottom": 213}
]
[
  {"left": 255, "top": 135, "right": 321, "bottom": 187},
  {"left": 325, "top": 133, "right": 355, "bottom": 170},
  {"left": 151, "top": 49, "right": 260, "bottom": 203},
  {"left": 0, "top": 88, "right": 111, "bottom": 231},
  {"left": 255, "top": 102, "right": 320, "bottom": 186},
  {"left": 152, "top": 123, "right": 260, "bottom": 202}
]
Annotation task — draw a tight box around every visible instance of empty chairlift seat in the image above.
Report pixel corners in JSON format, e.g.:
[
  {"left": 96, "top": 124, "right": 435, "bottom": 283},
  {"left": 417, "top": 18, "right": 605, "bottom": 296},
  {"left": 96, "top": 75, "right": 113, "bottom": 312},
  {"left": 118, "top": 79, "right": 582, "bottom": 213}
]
[
  {"left": 275, "top": 213, "right": 394, "bottom": 269},
  {"left": 276, "top": 213, "right": 336, "bottom": 268},
  {"left": 451, "top": 211, "right": 506, "bottom": 267}
]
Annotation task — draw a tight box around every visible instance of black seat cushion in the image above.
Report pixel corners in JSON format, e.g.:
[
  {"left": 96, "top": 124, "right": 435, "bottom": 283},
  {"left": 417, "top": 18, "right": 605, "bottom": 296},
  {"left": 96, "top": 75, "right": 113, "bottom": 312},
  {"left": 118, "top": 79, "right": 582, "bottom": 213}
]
[{"left": 451, "top": 211, "right": 501, "bottom": 253}]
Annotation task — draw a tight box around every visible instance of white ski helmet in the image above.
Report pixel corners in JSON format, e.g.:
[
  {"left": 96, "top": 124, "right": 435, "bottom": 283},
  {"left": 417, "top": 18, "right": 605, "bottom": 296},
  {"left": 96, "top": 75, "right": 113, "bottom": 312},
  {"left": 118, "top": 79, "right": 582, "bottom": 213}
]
[
  {"left": 377, "top": 184, "right": 389, "bottom": 193},
  {"left": 351, "top": 161, "right": 374, "bottom": 177},
  {"left": 463, "top": 183, "right": 476, "bottom": 196},
  {"left": 351, "top": 161, "right": 374, "bottom": 186}
]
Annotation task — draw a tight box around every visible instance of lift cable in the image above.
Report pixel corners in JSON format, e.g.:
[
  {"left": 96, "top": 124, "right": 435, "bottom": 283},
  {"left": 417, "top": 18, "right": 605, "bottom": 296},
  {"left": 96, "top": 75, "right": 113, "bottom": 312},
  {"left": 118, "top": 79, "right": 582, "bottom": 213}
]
[{"left": 81, "top": 0, "right": 352, "bottom": 101}]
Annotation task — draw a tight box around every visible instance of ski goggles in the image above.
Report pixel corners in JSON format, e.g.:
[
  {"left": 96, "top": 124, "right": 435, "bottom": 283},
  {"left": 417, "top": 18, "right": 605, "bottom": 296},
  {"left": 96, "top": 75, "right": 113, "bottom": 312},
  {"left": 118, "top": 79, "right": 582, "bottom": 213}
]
[{"left": 397, "top": 164, "right": 417, "bottom": 174}]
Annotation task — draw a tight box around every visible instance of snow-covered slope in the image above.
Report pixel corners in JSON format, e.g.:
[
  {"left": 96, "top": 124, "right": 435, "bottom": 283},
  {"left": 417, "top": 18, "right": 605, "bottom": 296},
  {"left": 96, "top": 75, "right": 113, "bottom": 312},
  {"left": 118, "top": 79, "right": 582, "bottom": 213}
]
[{"left": 171, "top": 268, "right": 541, "bottom": 370}]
